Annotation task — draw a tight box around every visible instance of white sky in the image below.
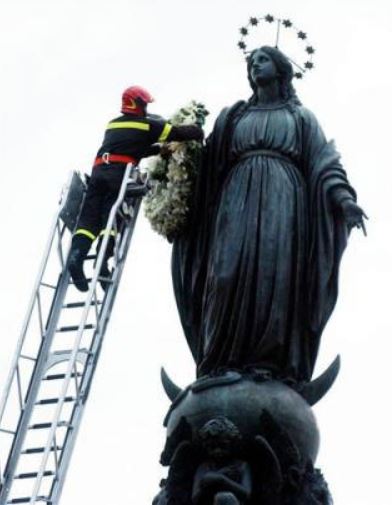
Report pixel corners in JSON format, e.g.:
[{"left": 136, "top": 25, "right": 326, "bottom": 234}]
[{"left": 0, "top": 0, "right": 391, "bottom": 504}]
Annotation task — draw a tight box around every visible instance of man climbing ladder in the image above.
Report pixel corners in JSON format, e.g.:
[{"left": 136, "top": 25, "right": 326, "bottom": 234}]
[{"left": 69, "top": 85, "right": 204, "bottom": 291}]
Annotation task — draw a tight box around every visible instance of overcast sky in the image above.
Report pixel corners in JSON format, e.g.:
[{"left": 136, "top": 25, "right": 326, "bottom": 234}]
[{"left": 0, "top": 0, "right": 391, "bottom": 504}]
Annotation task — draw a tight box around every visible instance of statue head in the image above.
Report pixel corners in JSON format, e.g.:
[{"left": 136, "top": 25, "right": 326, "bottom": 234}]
[
  {"left": 198, "top": 417, "right": 242, "bottom": 460},
  {"left": 247, "top": 46, "right": 300, "bottom": 104}
]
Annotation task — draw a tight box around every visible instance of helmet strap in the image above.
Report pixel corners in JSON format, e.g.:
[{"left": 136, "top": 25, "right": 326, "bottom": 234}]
[{"left": 122, "top": 98, "right": 146, "bottom": 116}]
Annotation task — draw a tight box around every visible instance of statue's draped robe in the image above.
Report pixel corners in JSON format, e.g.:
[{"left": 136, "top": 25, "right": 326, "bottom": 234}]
[{"left": 172, "top": 101, "right": 356, "bottom": 381}]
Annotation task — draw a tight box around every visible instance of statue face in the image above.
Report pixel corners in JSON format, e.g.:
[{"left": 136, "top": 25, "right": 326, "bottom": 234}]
[
  {"left": 249, "top": 49, "right": 278, "bottom": 86},
  {"left": 204, "top": 436, "right": 232, "bottom": 460}
]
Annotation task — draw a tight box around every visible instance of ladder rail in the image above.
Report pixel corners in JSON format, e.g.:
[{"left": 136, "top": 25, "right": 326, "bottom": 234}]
[
  {"left": 0, "top": 172, "right": 85, "bottom": 503},
  {"left": 0, "top": 208, "right": 65, "bottom": 427},
  {"left": 0, "top": 166, "right": 147, "bottom": 504},
  {"left": 49, "top": 199, "right": 143, "bottom": 505},
  {"left": 29, "top": 163, "right": 136, "bottom": 503},
  {"left": 0, "top": 271, "right": 72, "bottom": 504},
  {"left": 0, "top": 173, "right": 77, "bottom": 490}
]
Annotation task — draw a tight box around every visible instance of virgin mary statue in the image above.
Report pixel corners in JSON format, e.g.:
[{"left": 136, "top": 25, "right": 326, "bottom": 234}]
[{"left": 172, "top": 46, "right": 366, "bottom": 382}]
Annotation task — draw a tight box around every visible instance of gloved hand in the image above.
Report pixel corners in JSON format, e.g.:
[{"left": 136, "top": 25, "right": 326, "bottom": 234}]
[
  {"left": 144, "top": 144, "right": 161, "bottom": 157},
  {"left": 182, "top": 124, "right": 204, "bottom": 141},
  {"left": 160, "top": 144, "right": 175, "bottom": 160},
  {"left": 170, "top": 124, "right": 204, "bottom": 142}
]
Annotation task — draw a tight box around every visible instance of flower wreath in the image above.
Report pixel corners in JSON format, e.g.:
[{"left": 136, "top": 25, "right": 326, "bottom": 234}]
[{"left": 144, "top": 101, "right": 209, "bottom": 241}]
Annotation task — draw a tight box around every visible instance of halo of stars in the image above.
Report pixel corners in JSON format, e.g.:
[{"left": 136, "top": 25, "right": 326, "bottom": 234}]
[{"left": 238, "top": 15, "right": 316, "bottom": 79}]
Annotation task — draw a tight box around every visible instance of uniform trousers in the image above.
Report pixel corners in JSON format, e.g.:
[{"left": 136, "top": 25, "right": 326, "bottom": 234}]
[{"left": 77, "top": 163, "right": 126, "bottom": 238}]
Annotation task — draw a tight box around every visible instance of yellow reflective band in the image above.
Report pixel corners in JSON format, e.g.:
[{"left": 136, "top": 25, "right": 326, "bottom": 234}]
[
  {"left": 158, "top": 123, "right": 172, "bottom": 142},
  {"left": 99, "top": 229, "right": 117, "bottom": 237},
  {"left": 106, "top": 121, "right": 150, "bottom": 131},
  {"left": 74, "top": 229, "right": 96, "bottom": 241}
]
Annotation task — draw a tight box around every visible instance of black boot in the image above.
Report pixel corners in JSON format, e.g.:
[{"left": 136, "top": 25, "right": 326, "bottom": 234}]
[
  {"left": 96, "top": 235, "right": 115, "bottom": 292},
  {"left": 68, "top": 234, "right": 93, "bottom": 292}
]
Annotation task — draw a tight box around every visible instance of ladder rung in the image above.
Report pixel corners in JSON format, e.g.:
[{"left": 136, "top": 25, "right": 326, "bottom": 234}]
[
  {"left": 35, "top": 396, "right": 75, "bottom": 406},
  {"left": 63, "top": 301, "right": 101, "bottom": 309},
  {"left": 20, "top": 354, "right": 36, "bottom": 362},
  {"left": 69, "top": 278, "right": 92, "bottom": 285},
  {"left": 98, "top": 276, "right": 113, "bottom": 284},
  {"left": 56, "top": 324, "right": 95, "bottom": 332},
  {"left": 51, "top": 348, "right": 92, "bottom": 357},
  {"left": 15, "top": 471, "right": 54, "bottom": 480},
  {"left": 22, "top": 446, "right": 62, "bottom": 455},
  {"left": 7, "top": 497, "right": 49, "bottom": 504},
  {"left": 29, "top": 421, "right": 71, "bottom": 430},
  {"left": 43, "top": 373, "right": 82, "bottom": 381},
  {"left": 0, "top": 427, "right": 16, "bottom": 435},
  {"left": 40, "top": 281, "right": 57, "bottom": 289}
]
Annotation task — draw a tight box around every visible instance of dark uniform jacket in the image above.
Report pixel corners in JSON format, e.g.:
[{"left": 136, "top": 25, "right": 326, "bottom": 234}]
[
  {"left": 96, "top": 112, "right": 201, "bottom": 163},
  {"left": 96, "top": 113, "right": 173, "bottom": 162}
]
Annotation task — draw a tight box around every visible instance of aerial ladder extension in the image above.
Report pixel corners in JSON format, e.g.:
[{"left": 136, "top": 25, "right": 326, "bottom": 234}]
[{"left": 0, "top": 164, "right": 147, "bottom": 504}]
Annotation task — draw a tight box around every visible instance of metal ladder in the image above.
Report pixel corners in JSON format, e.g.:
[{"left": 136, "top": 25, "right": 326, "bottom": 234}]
[{"left": 0, "top": 163, "right": 147, "bottom": 504}]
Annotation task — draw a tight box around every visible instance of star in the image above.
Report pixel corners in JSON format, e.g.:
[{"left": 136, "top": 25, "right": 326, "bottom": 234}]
[
  {"left": 297, "top": 31, "right": 307, "bottom": 40},
  {"left": 240, "top": 27, "right": 248, "bottom": 36},
  {"left": 306, "top": 46, "right": 315, "bottom": 54},
  {"left": 304, "top": 61, "right": 314, "bottom": 69},
  {"left": 282, "top": 19, "right": 292, "bottom": 27},
  {"left": 250, "top": 17, "right": 258, "bottom": 26},
  {"left": 294, "top": 72, "right": 303, "bottom": 79},
  {"left": 265, "top": 14, "right": 274, "bottom": 23},
  {"left": 238, "top": 41, "right": 247, "bottom": 50}
]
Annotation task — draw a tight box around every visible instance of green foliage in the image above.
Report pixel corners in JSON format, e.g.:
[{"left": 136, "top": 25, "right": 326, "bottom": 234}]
[{"left": 144, "top": 101, "right": 209, "bottom": 240}]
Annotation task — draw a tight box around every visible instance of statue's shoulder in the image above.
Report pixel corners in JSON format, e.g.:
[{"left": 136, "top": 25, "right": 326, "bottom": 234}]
[
  {"left": 294, "top": 104, "right": 319, "bottom": 126},
  {"left": 214, "top": 100, "right": 247, "bottom": 129},
  {"left": 221, "top": 100, "right": 247, "bottom": 117}
]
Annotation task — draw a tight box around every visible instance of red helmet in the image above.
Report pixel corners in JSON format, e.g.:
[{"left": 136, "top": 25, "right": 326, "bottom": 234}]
[{"left": 121, "top": 85, "right": 154, "bottom": 114}]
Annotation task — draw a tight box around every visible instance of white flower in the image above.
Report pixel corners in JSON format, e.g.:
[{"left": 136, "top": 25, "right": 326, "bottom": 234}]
[{"left": 144, "top": 101, "right": 209, "bottom": 239}]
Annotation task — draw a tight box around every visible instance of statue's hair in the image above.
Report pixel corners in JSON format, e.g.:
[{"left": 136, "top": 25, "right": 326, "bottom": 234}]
[
  {"left": 199, "top": 416, "right": 242, "bottom": 443},
  {"left": 247, "top": 45, "right": 301, "bottom": 106}
]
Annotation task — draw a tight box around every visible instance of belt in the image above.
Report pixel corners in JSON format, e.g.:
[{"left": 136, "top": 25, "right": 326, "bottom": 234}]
[
  {"left": 238, "top": 149, "right": 294, "bottom": 165},
  {"left": 94, "top": 153, "right": 137, "bottom": 167}
]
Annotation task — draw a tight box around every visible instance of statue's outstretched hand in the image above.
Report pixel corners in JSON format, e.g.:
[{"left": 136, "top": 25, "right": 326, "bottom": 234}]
[{"left": 340, "top": 199, "right": 368, "bottom": 236}]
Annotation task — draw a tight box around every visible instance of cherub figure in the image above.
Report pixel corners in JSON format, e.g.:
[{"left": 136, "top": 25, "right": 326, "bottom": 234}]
[{"left": 192, "top": 417, "right": 252, "bottom": 505}]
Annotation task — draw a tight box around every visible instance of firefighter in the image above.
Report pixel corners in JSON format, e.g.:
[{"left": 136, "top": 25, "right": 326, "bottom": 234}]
[{"left": 68, "top": 85, "right": 204, "bottom": 292}]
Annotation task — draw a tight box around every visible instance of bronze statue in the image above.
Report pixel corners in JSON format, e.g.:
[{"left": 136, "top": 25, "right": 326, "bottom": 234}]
[
  {"left": 155, "top": 374, "right": 333, "bottom": 504},
  {"left": 172, "top": 45, "right": 366, "bottom": 382},
  {"left": 153, "top": 27, "right": 365, "bottom": 503}
]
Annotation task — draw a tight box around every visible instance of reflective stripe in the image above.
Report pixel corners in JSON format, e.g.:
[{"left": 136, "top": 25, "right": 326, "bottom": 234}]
[
  {"left": 124, "top": 99, "right": 137, "bottom": 110},
  {"left": 158, "top": 123, "right": 172, "bottom": 142},
  {"left": 74, "top": 229, "right": 96, "bottom": 241},
  {"left": 106, "top": 121, "right": 150, "bottom": 131},
  {"left": 99, "top": 229, "right": 117, "bottom": 237}
]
